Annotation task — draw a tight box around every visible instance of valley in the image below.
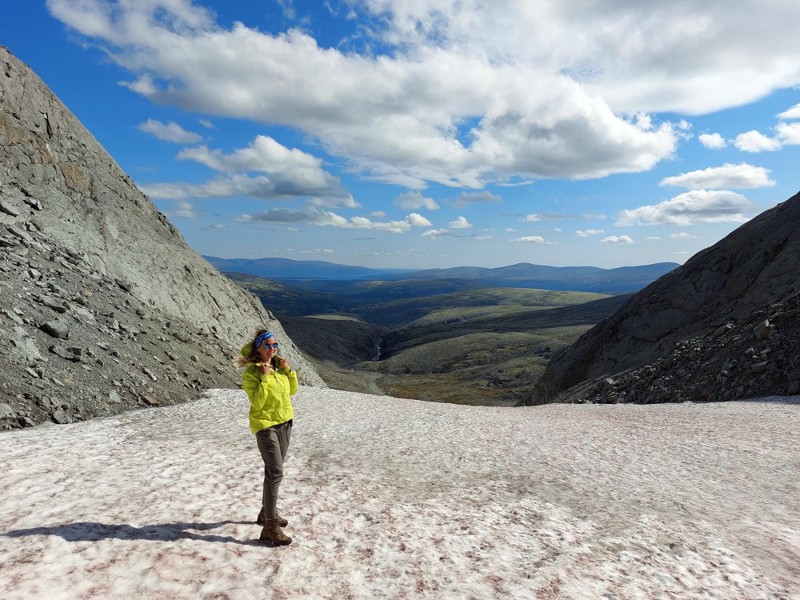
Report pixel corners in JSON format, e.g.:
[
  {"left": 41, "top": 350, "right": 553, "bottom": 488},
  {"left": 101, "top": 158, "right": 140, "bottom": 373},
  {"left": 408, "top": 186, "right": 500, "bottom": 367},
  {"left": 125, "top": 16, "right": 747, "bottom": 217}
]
[{"left": 225, "top": 270, "right": 632, "bottom": 406}]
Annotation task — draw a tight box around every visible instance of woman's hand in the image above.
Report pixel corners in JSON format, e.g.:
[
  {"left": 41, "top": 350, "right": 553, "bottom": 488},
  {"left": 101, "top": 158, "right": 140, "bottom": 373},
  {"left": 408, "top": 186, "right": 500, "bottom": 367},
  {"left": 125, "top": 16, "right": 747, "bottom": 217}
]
[{"left": 277, "top": 358, "right": 291, "bottom": 371}]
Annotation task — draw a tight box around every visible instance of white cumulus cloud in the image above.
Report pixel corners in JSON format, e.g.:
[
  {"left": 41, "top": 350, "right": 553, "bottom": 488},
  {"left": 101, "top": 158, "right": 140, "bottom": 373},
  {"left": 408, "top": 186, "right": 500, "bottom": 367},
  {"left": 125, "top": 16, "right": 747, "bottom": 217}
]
[
  {"left": 734, "top": 130, "right": 781, "bottom": 152},
  {"left": 407, "top": 213, "right": 434, "bottom": 227},
  {"left": 698, "top": 133, "right": 726, "bottom": 149},
  {"left": 47, "top": 0, "right": 800, "bottom": 202},
  {"left": 600, "top": 235, "right": 634, "bottom": 245},
  {"left": 179, "top": 136, "right": 322, "bottom": 174},
  {"left": 617, "top": 190, "right": 757, "bottom": 226},
  {"left": 143, "top": 136, "right": 353, "bottom": 203},
  {"left": 776, "top": 122, "right": 800, "bottom": 145},
  {"left": 449, "top": 216, "right": 472, "bottom": 229},
  {"left": 660, "top": 163, "right": 774, "bottom": 190},
  {"left": 43, "top": 0, "right": 703, "bottom": 189}
]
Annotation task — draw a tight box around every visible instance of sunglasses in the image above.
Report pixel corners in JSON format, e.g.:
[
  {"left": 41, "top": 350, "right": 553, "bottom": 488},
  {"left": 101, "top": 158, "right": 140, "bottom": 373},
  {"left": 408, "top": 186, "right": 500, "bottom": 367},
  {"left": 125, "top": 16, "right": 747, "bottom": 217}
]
[{"left": 261, "top": 342, "right": 279, "bottom": 349}]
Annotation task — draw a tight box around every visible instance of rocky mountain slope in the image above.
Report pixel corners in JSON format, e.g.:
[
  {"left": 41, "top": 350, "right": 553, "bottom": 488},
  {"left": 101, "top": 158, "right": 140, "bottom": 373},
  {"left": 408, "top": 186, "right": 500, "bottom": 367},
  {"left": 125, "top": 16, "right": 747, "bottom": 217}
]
[
  {"left": 0, "top": 47, "right": 323, "bottom": 430},
  {"left": 529, "top": 191, "right": 800, "bottom": 405}
]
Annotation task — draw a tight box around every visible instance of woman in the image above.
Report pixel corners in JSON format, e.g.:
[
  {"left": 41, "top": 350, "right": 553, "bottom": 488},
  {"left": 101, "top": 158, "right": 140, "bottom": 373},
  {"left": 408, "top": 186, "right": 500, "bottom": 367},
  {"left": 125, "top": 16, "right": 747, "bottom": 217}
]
[{"left": 238, "top": 329, "right": 299, "bottom": 545}]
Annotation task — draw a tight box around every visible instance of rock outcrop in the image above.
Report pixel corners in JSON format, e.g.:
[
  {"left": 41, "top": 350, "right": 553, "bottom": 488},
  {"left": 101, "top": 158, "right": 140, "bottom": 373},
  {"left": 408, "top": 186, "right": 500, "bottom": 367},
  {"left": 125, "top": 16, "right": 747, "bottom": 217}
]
[
  {"left": 0, "top": 47, "right": 323, "bottom": 430},
  {"left": 528, "top": 190, "right": 800, "bottom": 405}
]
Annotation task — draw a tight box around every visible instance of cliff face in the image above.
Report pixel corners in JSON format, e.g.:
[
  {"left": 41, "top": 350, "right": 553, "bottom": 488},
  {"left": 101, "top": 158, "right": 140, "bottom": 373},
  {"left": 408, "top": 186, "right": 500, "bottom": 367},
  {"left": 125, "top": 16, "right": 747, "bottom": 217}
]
[
  {"left": 0, "top": 47, "right": 323, "bottom": 429},
  {"left": 530, "top": 191, "right": 800, "bottom": 405}
]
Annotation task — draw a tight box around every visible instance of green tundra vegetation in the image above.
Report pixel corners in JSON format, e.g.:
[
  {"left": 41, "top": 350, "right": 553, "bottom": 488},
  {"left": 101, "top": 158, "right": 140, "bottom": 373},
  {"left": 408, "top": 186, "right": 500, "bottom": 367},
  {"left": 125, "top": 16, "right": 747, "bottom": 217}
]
[{"left": 228, "top": 272, "right": 629, "bottom": 406}]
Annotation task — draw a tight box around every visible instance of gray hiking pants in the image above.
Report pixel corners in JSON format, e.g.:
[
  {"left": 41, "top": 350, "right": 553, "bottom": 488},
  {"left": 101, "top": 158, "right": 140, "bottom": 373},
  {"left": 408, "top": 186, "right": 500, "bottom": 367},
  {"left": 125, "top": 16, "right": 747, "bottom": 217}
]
[{"left": 256, "top": 420, "right": 292, "bottom": 520}]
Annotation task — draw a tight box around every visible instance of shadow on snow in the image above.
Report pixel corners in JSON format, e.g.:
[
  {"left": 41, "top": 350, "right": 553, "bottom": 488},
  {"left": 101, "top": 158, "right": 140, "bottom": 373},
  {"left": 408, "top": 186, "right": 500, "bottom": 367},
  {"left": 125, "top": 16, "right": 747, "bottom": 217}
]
[{"left": 2, "top": 520, "right": 265, "bottom": 546}]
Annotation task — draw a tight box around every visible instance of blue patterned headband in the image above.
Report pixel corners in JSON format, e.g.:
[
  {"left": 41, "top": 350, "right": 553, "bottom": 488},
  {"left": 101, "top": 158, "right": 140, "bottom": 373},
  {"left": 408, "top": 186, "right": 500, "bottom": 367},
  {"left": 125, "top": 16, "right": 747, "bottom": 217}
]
[{"left": 254, "top": 331, "right": 275, "bottom": 351}]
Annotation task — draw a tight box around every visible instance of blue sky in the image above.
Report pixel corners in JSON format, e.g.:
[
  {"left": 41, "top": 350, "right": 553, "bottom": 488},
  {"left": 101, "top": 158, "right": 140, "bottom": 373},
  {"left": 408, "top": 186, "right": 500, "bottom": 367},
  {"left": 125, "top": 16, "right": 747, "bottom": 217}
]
[{"left": 3, "top": 1, "right": 800, "bottom": 269}]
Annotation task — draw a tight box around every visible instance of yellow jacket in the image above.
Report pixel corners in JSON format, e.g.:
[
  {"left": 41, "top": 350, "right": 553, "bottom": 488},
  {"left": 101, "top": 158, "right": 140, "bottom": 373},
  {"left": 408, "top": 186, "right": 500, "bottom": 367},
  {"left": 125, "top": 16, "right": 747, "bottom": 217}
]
[{"left": 242, "top": 357, "right": 298, "bottom": 434}]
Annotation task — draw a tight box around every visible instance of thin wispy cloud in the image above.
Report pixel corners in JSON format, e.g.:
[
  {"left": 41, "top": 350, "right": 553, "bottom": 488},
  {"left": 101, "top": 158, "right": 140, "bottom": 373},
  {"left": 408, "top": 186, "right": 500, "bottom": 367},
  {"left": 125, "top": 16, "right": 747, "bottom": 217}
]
[
  {"left": 138, "top": 119, "right": 202, "bottom": 144},
  {"left": 169, "top": 200, "right": 199, "bottom": 218},
  {"left": 455, "top": 191, "right": 502, "bottom": 207},
  {"left": 141, "top": 174, "right": 354, "bottom": 204},
  {"left": 244, "top": 207, "right": 431, "bottom": 233},
  {"left": 395, "top": 191, "right": 439, "bottom": 210},
  {"left": 525, "top": 213, "right": 568, "bottom": 222},
  {"left": 422, "top": 228, "right": 452, "bottom": 238},
  {"left": 777, "top": 102, "right": 800, "bottom": 120},
  {"left": 512, "top": 235, "right": 546, "bottom": 244},
  {"left": 576, "top": 229, "right": 605, "bottom": 237}
]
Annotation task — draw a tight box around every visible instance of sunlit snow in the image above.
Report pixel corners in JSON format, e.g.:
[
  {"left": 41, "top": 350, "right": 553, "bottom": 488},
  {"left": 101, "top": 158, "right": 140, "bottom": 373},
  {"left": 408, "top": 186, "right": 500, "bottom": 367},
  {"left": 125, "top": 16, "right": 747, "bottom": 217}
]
[{"left": 1, "top": 388, "right": 798, "bottom": 599}]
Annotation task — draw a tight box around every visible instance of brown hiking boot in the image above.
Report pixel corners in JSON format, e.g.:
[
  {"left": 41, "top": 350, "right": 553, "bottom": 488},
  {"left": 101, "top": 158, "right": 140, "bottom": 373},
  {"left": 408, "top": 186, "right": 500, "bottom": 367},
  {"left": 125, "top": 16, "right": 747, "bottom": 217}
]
[
  {"left": 256, "top": 507, "right": 287, "bottom": 527},
  {"left": 259, "top": 519, "right": 292, "bottom": 545}
]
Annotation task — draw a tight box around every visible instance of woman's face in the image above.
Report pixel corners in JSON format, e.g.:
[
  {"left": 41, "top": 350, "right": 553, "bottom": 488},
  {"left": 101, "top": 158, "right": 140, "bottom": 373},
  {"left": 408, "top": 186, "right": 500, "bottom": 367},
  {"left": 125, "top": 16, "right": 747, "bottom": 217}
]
[{"left": 257, "top": 337, "right": 279, "bottom": 361}]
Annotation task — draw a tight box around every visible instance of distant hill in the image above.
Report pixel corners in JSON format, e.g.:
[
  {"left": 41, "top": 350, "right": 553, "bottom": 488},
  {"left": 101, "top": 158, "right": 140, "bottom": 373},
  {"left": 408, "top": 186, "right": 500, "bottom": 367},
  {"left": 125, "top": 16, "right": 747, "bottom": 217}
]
[
  {"left": 225, "top": 271, "right": 629, "bottom": 326},
  {"left": 207, "top": 256, "right": 679, "bottom": 294},
  {"left": 389, "top": 262, "right": 680, "bottom": 294},
  {"left": 203, "top": 256, "right": 415, "bottom": 280}
]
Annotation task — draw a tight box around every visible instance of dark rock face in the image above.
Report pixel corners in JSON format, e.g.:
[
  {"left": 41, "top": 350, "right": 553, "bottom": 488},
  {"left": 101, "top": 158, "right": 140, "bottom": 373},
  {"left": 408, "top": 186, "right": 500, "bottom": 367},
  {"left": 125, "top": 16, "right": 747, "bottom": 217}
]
[
  {"left": 0, "top": 47, "right": 323, "bottom": 430},
  {"left": 529, "top": 191, "right": 800, "bottom": 405}
]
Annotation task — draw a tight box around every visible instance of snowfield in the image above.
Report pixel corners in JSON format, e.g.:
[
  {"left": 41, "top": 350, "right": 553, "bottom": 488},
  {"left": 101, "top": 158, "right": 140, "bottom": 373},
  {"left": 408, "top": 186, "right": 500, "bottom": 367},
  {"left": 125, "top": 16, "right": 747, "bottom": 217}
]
[{"left": 1, "top": 388, "right": 798, "bottom": 599}]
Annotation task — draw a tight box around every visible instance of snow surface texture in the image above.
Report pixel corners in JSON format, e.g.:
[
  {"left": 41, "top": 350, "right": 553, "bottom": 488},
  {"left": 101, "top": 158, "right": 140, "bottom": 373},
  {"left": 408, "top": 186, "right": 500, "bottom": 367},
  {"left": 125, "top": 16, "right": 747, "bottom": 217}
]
[{"left": 1, "top": 388, "right": 798, "bottom": 600}]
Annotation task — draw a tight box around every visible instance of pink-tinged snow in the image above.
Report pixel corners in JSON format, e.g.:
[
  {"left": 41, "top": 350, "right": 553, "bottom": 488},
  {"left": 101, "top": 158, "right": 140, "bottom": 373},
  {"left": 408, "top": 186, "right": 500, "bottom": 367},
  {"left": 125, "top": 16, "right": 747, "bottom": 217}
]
[{"left": 0, "top": 388, "right": 798, "bottom": 600}]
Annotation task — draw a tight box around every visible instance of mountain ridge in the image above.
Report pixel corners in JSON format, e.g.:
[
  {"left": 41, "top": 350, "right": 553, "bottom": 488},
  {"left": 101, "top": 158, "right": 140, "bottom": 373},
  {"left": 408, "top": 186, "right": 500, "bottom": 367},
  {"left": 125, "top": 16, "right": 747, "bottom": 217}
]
[
  {"left": 203, "top": 256, "right": 416, "bottom": 280},
  {"left": 0, "top": 47, "right": 323, "bottom": 429},
  {"left": 205, "top": 255, "right": 679, "bottom": 294},
  {"left": 531, "top": 190, "right": 800, "bottom": 405}
]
